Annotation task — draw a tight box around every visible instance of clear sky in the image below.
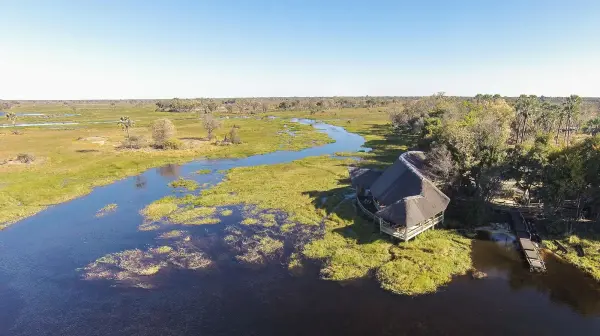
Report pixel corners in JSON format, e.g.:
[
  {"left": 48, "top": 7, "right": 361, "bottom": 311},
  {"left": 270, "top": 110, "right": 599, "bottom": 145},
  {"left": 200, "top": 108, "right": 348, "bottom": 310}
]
[{"left": 1, "top": 0, "right": 599, "bottom": 99}]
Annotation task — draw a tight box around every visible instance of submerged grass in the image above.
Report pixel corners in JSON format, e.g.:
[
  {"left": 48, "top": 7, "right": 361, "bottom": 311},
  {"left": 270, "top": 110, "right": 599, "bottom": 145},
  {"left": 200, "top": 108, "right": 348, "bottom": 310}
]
[
  {"left": 95, "top": 203, "right": 118, "bottom": 218},
  {"left": 186, "top": 153, "right": 473, "bottom": 295}
]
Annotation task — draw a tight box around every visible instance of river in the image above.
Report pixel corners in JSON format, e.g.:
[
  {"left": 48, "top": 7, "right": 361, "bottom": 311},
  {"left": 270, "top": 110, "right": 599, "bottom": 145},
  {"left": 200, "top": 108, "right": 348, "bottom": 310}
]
[{"left": 0, "top": 119, "right": 599, "bottom": 335}]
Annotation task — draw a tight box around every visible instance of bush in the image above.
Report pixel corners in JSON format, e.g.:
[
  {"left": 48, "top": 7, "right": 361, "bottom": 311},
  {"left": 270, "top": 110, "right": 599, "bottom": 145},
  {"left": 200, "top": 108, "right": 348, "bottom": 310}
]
[
  {"left": 224, "top": 127, "right": 241, "bottom": 144},
  {"left": 17, "top": 153, "right": 35, "bottom": 163},
  {"left": 150, "top": 118, "right": 176, "bottom": 147},
  {"left": 162, "top": 138, "right": 184, "bottom": 150},
  {"left": 122, "top": 135, "right": 148, "bottom": 149}
]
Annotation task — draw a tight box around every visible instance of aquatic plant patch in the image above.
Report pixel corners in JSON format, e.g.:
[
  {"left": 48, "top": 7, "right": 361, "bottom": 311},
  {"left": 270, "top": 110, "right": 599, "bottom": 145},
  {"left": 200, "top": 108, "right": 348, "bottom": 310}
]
[{"left": 95, "top": 203, "right": 118, "bottom": 217}]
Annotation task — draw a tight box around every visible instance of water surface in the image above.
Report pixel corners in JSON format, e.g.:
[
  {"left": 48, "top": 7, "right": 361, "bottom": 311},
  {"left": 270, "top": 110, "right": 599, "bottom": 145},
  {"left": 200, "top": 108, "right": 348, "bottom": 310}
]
[{"left": 1, "top": 120, "right": 599, "bottom": 335}]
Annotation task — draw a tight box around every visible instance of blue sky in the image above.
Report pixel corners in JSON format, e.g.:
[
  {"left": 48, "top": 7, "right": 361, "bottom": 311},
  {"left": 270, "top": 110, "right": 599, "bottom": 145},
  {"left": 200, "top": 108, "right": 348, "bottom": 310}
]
[{"left": 1, "top": 0, "right": 599, "bottom": 99}]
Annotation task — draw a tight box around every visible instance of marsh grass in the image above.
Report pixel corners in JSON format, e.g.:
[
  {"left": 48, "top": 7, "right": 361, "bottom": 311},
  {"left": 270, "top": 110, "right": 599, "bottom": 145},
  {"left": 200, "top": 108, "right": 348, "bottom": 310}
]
[
  {"left": 95, "top": 203, "right": 118, "bottom": 217},
  {"left": 1, "top": 102, "right": 334, "bottom": 227},
  {"left": 140, "top": 202, "right": 179, "bottom": 222},
  {"left": 167, "top": 206, "right": 217, "bottom": 223},
  {"left": 195, "top": 169, "right": 211, "bottom": 175},
  {"left": 220, "top": 209, "right": 233, "bottom": 216},
  {"left": 188, "top": 154, "right": 473, "bottom": 295},
  {"left": 82, "top": 241, "right": 213, "bottom": 287},
  {"left": 169, "top": 178, "right": 199, "bottom": 191},
  {"left": 158, "top": 230, "right": 187, "bottom": 239},
  {"left": 377, "top": 230, "right": 472, "bottom": 295}
]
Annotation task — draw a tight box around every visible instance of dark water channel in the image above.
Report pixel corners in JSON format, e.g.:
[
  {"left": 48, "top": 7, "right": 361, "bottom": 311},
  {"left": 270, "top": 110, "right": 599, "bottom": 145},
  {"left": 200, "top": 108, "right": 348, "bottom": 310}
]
[{"left": 1, "top": 120, "right": 600, "bottom": 335}]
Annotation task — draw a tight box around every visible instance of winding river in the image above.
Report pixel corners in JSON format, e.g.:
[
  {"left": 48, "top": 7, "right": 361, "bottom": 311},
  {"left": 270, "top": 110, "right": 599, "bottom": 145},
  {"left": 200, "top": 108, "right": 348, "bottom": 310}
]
[{"left": 1, "top": 120, "right": 599, "bottom": 335}]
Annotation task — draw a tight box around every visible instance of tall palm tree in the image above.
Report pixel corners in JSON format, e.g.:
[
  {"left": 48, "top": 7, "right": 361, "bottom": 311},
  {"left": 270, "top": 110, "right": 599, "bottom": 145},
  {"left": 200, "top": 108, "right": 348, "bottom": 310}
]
[
  {"left": 514, "top": 95, "right": 540, "bottom": 144},
  {"left": 118, "top": 116, "right": 134, "bottom": 147},
  {"left": 6, "top": 112, "right": 17, "bottom": 128},
  {"left": 563, "top": 95, "right": 582, "bottom": 146}
]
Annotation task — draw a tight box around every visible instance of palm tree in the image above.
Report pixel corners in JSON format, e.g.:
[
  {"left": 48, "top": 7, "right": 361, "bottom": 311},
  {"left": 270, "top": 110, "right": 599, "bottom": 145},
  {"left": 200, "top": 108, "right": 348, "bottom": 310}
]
[
  {"left": 563, "top": 95, "right": 582, "bottom": 146},
  {"left": 118, "top": 116, "right": 134, "bottom": 147},
  {"left": 6, "top": 112, "right": 17, "bottom": 128},
  {"left": 514, "top": 95, "right": 540, "bottom": 144},
  {"left": 584, "top": 117, "right": 600, "bottom": 136}
]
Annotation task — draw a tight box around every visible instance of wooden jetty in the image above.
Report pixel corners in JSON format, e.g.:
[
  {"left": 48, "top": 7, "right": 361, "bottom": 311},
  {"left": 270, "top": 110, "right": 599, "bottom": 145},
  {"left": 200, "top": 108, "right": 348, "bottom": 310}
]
[{"left": 510, "top": 210, "right": 546, "bottom": 272}]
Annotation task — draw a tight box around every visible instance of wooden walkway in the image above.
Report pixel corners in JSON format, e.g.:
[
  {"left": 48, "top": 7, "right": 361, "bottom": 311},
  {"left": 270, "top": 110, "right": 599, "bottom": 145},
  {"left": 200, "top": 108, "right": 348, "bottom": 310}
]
[{"left": 510, "top": 210, "right": 546, "bottom": 272}]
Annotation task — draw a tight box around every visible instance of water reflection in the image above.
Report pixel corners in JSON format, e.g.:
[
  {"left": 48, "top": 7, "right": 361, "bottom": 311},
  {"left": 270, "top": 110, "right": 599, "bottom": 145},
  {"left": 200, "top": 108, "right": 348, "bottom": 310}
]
[
  {"left": 157, "top": 164, "right": 181, "bottom": 178},
  {"left": 472, "top": 240, "right": 600, "bottom": 315},
  {"left": 135, "top": 175, "right": 147, "bottom": 189}
]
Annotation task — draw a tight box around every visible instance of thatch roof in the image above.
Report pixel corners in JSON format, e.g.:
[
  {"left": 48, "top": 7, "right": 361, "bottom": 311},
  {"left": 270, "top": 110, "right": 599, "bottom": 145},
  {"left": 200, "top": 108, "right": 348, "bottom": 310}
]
[
  {"left": 369, "top": 151, "right": 450, "bottom": 228},
  {"left": 348, "top": 166, "right": 382, "bottom": 189}
]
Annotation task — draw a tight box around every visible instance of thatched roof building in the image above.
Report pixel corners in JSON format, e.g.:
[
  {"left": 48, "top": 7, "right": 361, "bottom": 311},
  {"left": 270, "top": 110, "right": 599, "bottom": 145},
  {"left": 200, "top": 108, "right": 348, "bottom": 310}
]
[{"left": 350, "top": 151, "right": 450, "bottom": 241}]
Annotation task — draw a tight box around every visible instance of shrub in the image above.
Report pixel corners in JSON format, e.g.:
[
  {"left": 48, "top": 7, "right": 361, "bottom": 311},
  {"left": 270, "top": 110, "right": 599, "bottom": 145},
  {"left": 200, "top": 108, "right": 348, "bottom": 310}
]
[
  {"left": 150, "top": 118, "right": 176, "bottom": 147},
  {"left": 16, "top": 153, "right": 35, "bottom": 163},
  {"left": 122, "top": 135, "right": 148, "bottom": 149},
  {"left": 224, "top": 127, "right": 241, "bottom": 144},
  {"left": 162, "top": 138, "right": 184, "bottom": 150}
]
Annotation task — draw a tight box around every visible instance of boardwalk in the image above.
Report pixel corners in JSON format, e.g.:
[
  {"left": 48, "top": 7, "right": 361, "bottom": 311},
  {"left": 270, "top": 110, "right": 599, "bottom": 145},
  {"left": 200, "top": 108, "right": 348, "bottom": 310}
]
[{"left": 510, "top": 210, "right": 546, "bottom": 272}]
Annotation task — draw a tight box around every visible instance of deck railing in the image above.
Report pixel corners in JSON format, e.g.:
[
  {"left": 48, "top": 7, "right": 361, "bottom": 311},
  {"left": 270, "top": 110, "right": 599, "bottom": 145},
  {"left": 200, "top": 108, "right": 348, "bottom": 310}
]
[{"left": 355, "top": 194, "right": 443, "bottom": 241}]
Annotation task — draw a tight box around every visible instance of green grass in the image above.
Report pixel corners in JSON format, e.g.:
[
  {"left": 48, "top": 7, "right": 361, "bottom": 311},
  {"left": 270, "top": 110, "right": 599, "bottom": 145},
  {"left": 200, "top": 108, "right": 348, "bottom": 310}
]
[
  {"left": 167, "top": 206, "right": 217, "bottom": 224},
  {"left": 377, "top": 230, "right": 472, "bottom": 295},
  {"left": 195, "top": 169, "right": 212, "bottom": 175},
  {"left": 183, "top": 153, "right": 473, "bottom": 295},
  {"left": 220, "top": 209, "right": 233, "bottom": 216},
  {"left": 140, "top": 202, "right": 178, "bottom": 222},
  {"left": 169, "top": 178, "right": 199, "bottom": 191},
  {"left": 1, "top": 102, "right": 334, "bottom": 228},
  {"left": 545, "top": 235, "right": 600, "bottom": 281}
]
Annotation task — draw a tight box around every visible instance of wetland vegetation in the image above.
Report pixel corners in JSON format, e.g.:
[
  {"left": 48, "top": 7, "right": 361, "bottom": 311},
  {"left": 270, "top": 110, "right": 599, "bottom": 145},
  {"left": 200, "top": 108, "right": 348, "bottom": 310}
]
[{"left": 2, "top": 95, "right": 600, "bottom": 296}]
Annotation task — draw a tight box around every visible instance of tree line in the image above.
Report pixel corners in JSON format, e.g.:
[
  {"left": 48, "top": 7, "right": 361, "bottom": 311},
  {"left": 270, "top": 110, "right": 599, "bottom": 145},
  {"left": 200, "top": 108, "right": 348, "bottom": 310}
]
[{"left": 389, "top": 93, "right": 600, "bottom": 229}]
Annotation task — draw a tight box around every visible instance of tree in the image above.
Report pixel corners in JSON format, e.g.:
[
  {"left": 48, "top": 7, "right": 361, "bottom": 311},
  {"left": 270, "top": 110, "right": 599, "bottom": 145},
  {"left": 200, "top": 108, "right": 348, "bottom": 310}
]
[
  {"left": 224, "top": 126, "right": 241, "bottom": 144},
  {"left": 583, "top": 117, "right": 600, "bottom": 136},
  {"left": 236, "top": 101, "right": 245, "bottom": 114},
  {"left": 563, "top": 94, "right": 582, "bottom": 146},
  {"left": 118, "top": 116, "right": 135, "bottom": 147},
  {"left": 6, "top": 112, "right": 17, "bottom": 128},
  {"left": 225, "top": 104, "right": 234, "bottom": 114},
  {"left": 150, "top": 118, "right": 176, "bottom": 147},
  {"left": 508, "top": 134, "right": 551, "bottom": 204},
  {"left": 206, "top": 101, "right": 218, "bottom": 113},
  {"left": 441, "top": 99, "right": 514, "bottom": 199},
  {"left": 513, "top": 95, "right": 540, "bottom": 144},
  {"left": 250, "top": 100, "right": 260, "bottom": 114},
  {"left": 110, "top": 102, "right": 117, "bottom": 112},
  {"left": 424, "top": 143, "right": 456, "bottom": 182},
  {"left": 202, "top": 114, "right": 221, "bottom": 140}
]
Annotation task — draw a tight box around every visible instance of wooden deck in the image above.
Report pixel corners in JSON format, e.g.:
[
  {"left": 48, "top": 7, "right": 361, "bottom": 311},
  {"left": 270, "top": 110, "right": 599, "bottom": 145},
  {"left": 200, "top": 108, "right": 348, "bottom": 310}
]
[
  {"left": 510, "top": 210, "right": 546, "bottom": 272},
  {"left": 355, "top": 195, "right": 442, "bottom": 241}
]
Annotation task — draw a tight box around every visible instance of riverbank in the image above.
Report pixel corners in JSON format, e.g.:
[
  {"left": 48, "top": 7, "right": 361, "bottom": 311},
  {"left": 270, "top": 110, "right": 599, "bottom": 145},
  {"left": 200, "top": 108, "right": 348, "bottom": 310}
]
[
  {"left": 0, "top": 106, "right": 332, "bottom": 228},
  {"left": 545, "top": 236, "right": 600, "bottom": 281}
]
